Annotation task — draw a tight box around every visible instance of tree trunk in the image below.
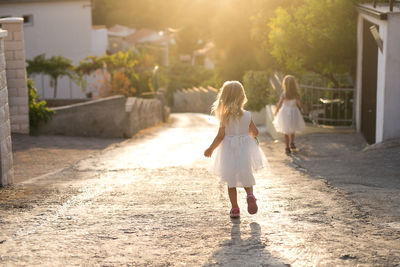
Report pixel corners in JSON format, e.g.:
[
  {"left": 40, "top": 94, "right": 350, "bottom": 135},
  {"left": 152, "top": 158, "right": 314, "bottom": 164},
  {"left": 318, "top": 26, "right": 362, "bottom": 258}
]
[{"left": 53, "top": 78, "right": 58, "bottom": 99}]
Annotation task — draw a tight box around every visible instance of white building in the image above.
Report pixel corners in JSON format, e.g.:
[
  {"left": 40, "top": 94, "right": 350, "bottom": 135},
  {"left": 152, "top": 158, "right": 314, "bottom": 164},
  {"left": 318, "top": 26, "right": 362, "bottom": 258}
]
[
  {"left": 0, "top": 0, "right": 108, "bottom": 99},
  {"left": 356, "top": 3, "right": 400, "bottom": 144}
]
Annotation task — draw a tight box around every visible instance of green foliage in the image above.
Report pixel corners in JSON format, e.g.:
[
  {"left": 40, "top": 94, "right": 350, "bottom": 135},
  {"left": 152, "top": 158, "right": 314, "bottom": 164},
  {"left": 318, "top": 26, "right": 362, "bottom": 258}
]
[
  {"left": 27, "top": 54, "right": 77, "bottom": 98},
  {"left": 265, "top": 0, "right": 359, "bottom": 86},
  {"left": 243, "top": 70, "right": 276, "bottom": 111},
  {"left": 165, "top": 62, "right": 215, "bottom": 102},
  {"left": 28, "top": 79, "right": 55, "bottom": 135},
  {"left": 76, "top": 49, "right": 156, "bottom": 97}
]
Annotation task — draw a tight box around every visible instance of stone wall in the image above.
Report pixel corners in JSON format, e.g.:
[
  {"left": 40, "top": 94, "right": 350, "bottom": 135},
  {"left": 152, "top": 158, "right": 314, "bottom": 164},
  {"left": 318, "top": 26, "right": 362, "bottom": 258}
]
[
  {"left": 0, "top": 29, "right": 14, "bottom": 186},
  {"left": 37, "top": 95, "right": 166, "bottom": 138},
  {"left": 172, "top": 86, "right": 217, "bottom": 114},
  {"left": 0, "top": 17, "right": 29, "bottom": 134}
]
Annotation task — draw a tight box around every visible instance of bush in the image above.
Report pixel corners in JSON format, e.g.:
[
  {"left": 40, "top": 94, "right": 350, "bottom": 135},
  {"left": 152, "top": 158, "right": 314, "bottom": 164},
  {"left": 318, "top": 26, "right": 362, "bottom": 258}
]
[
  {"left": 243, "top": 70, "right": 276, "bottom": 111},
  {"left": 28, "top": 79, "right": 55, "bottom": 135},
  {"left": 165, "top": 62, "right": 215, "bottom": 104}
]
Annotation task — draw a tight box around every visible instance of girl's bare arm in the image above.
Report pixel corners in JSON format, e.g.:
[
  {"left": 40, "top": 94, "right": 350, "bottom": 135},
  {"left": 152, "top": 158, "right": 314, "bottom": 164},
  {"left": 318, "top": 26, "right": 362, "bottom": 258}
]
[
  {"left": 249, "top": 120, "right": 258, "bottom": 138},
  {"left": 296, "top": 97, "right": 304, "bottom": 112},
  {"left": 204, "top": 127, "right": 225, "bottom": 157},
  {"left": 274, "top": 94, "right": 284, "bottom": 116}
]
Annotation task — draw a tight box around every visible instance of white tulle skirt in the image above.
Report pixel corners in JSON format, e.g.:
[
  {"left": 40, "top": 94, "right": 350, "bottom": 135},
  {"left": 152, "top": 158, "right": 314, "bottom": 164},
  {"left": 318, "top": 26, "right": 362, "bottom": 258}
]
[
  {"left": 273, "top": 106, "right": 305, "bottom": 134},
  {"left": 209, "top": 135, "right": 268, "bottom": 188}
]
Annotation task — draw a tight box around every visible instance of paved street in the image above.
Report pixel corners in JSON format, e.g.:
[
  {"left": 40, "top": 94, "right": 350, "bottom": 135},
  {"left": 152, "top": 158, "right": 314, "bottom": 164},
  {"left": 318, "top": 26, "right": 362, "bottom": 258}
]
[{"left": 1, "top": 114, "right": 400, "bottom": 266}]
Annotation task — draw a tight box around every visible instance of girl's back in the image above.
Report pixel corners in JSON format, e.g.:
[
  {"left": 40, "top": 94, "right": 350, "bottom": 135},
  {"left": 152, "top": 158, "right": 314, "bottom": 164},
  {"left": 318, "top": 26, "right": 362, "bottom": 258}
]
[{"left": 224, "top": 110, "right": 251, "bottom": 136}]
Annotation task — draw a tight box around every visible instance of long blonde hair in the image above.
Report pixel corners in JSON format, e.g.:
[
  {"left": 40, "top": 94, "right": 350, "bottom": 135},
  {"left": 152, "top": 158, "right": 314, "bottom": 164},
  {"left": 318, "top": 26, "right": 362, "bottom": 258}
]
[
  {"left": 211, "top": 81, "right": 247, "bottom": 126},
  {"left": 282, "top": 75, "right": 300, "bottom": 100}
]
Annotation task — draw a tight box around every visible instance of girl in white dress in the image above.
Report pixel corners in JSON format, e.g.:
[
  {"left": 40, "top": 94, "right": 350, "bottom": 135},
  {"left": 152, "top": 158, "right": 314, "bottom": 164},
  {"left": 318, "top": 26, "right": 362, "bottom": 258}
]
[
  {"left": 204, "top": 81, "right": 268, "bottom": 218},
  {"left": 273, "top": 75, "right": 305, "bottom": 154}
]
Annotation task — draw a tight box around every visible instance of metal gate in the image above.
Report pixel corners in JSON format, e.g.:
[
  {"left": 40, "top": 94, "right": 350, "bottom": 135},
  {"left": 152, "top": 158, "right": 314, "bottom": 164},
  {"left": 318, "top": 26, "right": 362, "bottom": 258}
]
[{"left": 300, "top": 84, "right": 355, "bottom": 127}]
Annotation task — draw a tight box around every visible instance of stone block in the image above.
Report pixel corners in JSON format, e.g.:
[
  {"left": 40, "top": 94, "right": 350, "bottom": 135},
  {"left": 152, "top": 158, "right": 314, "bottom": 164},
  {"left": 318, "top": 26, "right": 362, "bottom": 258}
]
[
  {"left": 7, "top": 78, "right": 26, "bottom": 88},
  {"left": 5, "top": 51, "right": 14, "bottom": 61},
  {"left": 6, "top": 69, "right": 17, "bottom": 79},
  {"left": 4, "top": 33, "right": 13, "bottom": 41},
  {"left": 16, "top": 69, "right": 26, "bottom": 78},
  {"left": 0, "top": 105, "right": 6, "bottom": 122},
  {"left": 0, "top": 53, "right": 5, "bottom": 71},
  {"left": 6, "top": 60, "right": 25, "bottom": 69},
  {"left": 9, "top": 106, "right": 18, "bottom": 116},
  {"left": 18, "top": 87, "right": 27, "bottom": 97},
  {"left": 0, "top": 87, "right": 8, "bottom": 106},
  {"left": 13, "top": 32, "right": 23, "bottom": 41},
  {"left": 20, "top": 123, "right": 29, "bottom": 134},
  {"left": 9, "top": 96, "right": 27, "bottom": 106},
  {"left": 4, "top": 41, "right": 24, "bottom": 51},
  {"left": 1, "top": 23, "right": 23, "bottom": 33},
  {"left": 0, "top": 121, "right": 11, "bottom": 139},
  {"left": 10, "top": 123, "right": 19, "bottom": 132},
  {"left": 0, "top": 71, "right": 7, "bottom": 88},
  {"left": 7, "top": 88, "right": 18, "bottom": 97},
  {"left": 13, "top": 50, "right": 25, "bottom": 60},
  {"left": 11, "top": 114, "right": 28, "bottom": 124},
  {"left": 18, "top": 105, "right": 29, "bottom": 115}
]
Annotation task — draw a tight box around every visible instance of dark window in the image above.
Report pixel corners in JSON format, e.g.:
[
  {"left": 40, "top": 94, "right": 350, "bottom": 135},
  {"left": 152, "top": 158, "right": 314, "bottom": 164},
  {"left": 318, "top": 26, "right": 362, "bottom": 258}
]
[{"left": 23, "top": 15, "right": 33, "bottom": 26}]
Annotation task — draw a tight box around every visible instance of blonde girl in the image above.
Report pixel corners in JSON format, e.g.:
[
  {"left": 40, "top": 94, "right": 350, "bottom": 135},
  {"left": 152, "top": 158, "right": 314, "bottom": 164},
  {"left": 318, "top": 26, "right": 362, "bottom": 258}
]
[
  {"left": 204, "top": 81, "right": 268, "bottom": 218},
  {"left": 273, "top": 75, "right": 305, "bottom": 154}
]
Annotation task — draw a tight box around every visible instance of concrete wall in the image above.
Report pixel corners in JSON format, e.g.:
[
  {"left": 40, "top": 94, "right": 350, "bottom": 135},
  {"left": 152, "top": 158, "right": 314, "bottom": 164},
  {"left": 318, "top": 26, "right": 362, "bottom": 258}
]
[
  {"left": 356, "top": 9, "right": 400, "bottom": 143},
  {"left": 37, "top": 95, "right": 166, "bottom": 138},
  {"left": 0, "top": 29, "right": 14, "bottom": 186},
  {"left": 172, "top": 86, "right": 217, "bottom": 114},
  {"left": 0, "top": 17, "right": 29, "bottom": 134}
]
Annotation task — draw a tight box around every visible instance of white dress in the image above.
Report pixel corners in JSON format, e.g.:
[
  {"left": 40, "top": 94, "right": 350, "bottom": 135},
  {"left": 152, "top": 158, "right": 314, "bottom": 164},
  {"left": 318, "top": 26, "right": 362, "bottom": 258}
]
[
  {"left": 273, "top": 98, "right": 305, "bottom": 134},
  {"left": 209, "top": 110, "right": 268, "bottom": 188}
]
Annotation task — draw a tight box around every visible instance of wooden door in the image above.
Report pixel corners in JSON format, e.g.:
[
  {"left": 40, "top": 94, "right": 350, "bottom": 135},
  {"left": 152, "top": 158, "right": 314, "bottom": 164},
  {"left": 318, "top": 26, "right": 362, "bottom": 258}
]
[{"left": 361, "top": 20, "right": 378, "bottom": 144}]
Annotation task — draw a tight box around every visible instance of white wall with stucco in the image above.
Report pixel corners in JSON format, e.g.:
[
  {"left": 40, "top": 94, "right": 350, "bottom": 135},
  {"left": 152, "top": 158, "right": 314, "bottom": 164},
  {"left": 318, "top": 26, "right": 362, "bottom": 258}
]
[
  {"left": 0, "top": 0, "right": 92, "bottom": 63},
  {"left": 356, "top": 7, "right": 400, "bottom": 143},
  {"left": 0, "top": 1, "right": 107, "bottom": 99}
]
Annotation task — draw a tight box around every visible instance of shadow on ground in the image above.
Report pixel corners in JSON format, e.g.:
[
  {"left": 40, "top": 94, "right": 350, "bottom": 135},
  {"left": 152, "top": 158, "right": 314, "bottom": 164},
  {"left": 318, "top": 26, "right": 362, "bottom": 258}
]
[{"left": 205, "top": 221, "right": 290, "bottom": 267}]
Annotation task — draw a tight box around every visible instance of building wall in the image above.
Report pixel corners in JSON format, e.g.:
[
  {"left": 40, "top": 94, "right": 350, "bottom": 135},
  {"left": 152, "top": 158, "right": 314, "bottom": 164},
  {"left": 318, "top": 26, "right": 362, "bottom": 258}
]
[
  {"left": 0, "top": 18, "right": 29, "bottom": 134},
  {"left": 382, "top": 14, "right": 400, "bottom": 141},
  {"left": 0, "top": 29, "right": 14, "bottom": 186},
  {"left": 0, "top": 1, "right": 92, "bottom": 63},
  {"left": 0, "top": 1, "right": 98, "bottom": 99},
  {"left": 356, "top": 11, "right": 400, "bottom": 143}
]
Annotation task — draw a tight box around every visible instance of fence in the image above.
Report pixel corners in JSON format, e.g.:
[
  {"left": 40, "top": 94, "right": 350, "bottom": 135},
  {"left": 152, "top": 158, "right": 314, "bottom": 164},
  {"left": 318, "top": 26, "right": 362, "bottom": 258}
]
[{"left": 300, "top": 84, "right": 355, "bottom": 127}]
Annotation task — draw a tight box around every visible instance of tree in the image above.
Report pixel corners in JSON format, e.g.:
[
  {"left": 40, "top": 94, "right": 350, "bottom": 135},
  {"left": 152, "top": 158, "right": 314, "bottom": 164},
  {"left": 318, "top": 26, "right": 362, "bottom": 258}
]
[
  {"left": 255, "top": 0, "right": 359, "bottom": 87},
  {"left": 76, "top": 49, "right": 157, "bottom": 97},
  {"left": 27, "top": 54, "right": 76, "bottom": 98}
]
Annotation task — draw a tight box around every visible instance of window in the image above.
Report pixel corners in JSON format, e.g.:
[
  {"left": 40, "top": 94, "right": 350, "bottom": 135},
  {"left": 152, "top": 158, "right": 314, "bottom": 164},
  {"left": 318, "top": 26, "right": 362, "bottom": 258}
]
[{"left": 23, "top": 15, "right": 33, "bottom": 26}]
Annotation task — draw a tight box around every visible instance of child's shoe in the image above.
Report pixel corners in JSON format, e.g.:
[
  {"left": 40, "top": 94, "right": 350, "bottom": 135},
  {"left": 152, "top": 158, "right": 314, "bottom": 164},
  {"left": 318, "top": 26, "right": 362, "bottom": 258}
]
[
  {"left": 285, "top": 147, "right": 291, "bottom": 154},
  {"left": 230, "top": 207, "right": 240, "bottom": 218},
  {"left": 247, "top": 194, "right": 258, "bottom": 214},
  {"left": 290, "top": 143, "right": 297, "bottom": 150}
]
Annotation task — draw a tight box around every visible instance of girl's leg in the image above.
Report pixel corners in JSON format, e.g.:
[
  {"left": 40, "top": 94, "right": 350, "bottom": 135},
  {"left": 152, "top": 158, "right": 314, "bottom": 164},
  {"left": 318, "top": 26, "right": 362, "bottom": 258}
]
[
  {"left": 289, "top": 133, "right": 295, "bottom": 146},
  {"left": 228, "top": 187, "right": 239, "bottom": 208},
  {"left": 244, "top": 187, "right": 253, "bottom": 195},
  {"left": 284, "top": 134, "right": 289, "bottom": 148},
  {"left": 244, "top": 187, "right": 258, "bottom": 214}
]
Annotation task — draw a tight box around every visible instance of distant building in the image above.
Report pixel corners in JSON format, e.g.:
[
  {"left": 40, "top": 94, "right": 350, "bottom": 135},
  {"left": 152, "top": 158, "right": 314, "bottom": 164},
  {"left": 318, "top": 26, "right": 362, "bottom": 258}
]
[
  {"left": 356, "top": 3, "right": 400, "bottom": 144},
  {"left": 193, "top": 41, "right": 216, "bottom": 69},
  {"left": 0, "top": 0, "right": 108, "bottom": 99}
]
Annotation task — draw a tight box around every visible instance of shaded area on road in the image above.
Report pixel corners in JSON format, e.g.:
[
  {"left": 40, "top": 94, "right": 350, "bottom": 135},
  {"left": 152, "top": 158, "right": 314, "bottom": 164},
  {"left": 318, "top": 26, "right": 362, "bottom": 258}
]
[
  {"left": 11, "top": 134, "right": 124, "bottom": 183},
  {"left": 291, "top": 131, "right": 400, "bottom": 223}
]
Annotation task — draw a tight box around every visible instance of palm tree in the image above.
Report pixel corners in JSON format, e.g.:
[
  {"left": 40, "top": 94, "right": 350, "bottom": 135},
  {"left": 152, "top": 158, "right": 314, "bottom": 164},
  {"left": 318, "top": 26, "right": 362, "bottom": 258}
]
[{"left": 27, "top": 54, "right": 76, "bottom": 98}]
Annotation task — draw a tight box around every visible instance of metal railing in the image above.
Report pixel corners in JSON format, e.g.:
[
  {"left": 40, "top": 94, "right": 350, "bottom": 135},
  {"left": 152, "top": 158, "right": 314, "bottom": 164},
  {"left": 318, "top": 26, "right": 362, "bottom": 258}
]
[
  {"left": 373, "top": 0, "right": 398, "bottom": 11},
  {"left": 299, "top": 84, "right": 355, "bottom": 127}
]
